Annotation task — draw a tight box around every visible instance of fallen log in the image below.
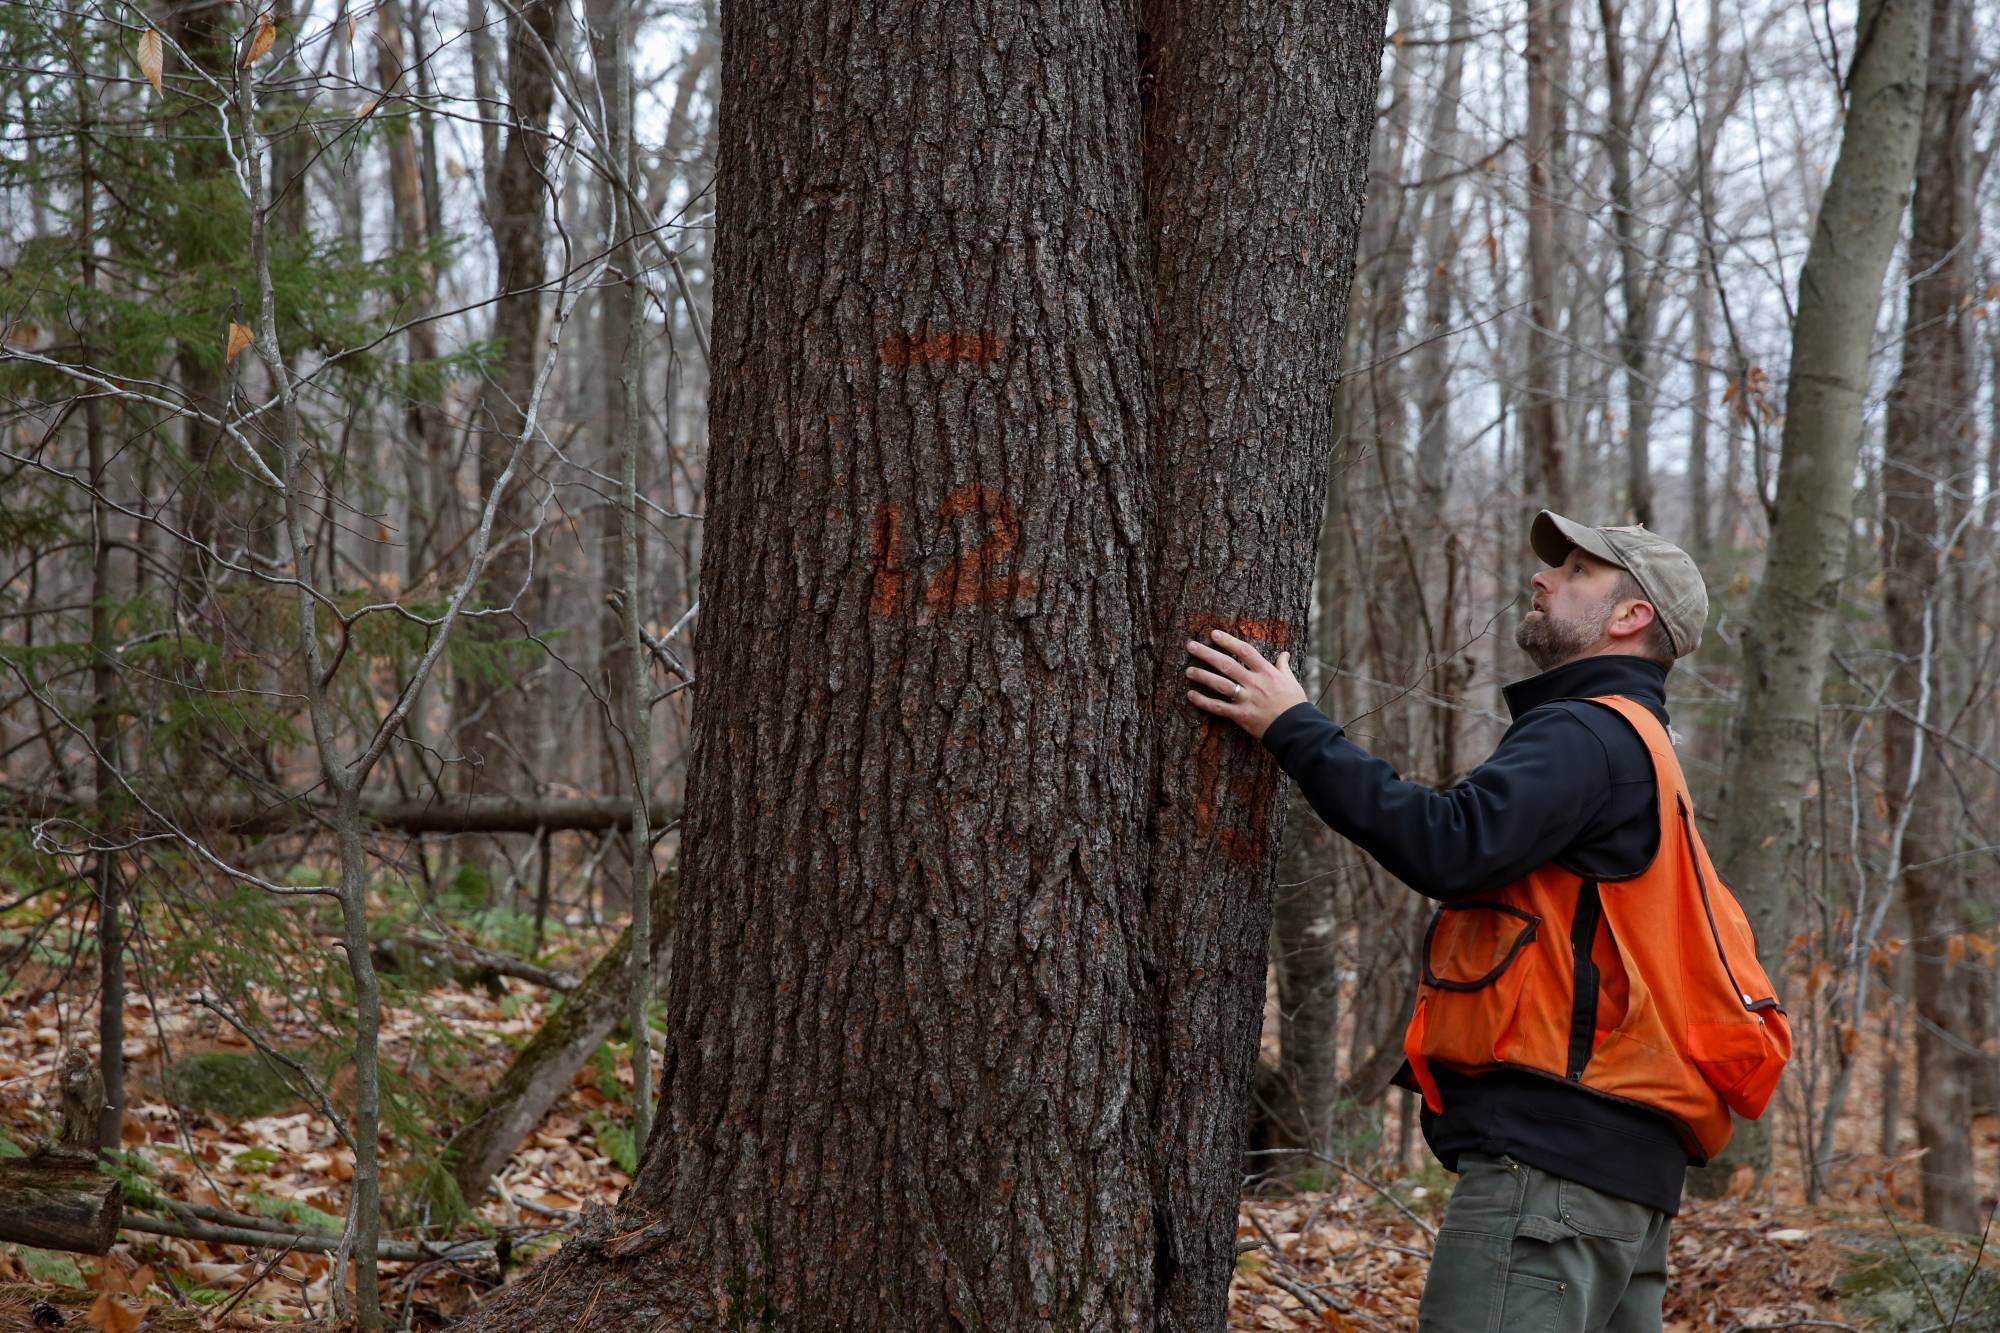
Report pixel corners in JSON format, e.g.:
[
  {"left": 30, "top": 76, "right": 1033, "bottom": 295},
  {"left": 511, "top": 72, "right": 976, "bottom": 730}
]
[
  {"left": 0, "top": 1158, "right": 121, "bottom": 1254},
  {"left": 123, "top": 1212, "right": 496, "bottom": 1262},
  {"left": 440, "top": 868, "right": 677, "bottom": 1207},
  {"left": 372, "top": 934, "right": 579, "bottom": 993},
  {"left": 0, "top": 788, "right": 668, "bottom": 836}
]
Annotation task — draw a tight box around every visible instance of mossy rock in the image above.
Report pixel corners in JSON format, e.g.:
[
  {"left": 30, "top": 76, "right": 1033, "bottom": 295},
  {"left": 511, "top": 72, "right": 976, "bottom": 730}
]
[
  {"left": 158, "top": 1051, "right": 301, "bottom": 1120},
  {"left": 1838, "top": 1232, "right": 2000, "bottom": 1331}
]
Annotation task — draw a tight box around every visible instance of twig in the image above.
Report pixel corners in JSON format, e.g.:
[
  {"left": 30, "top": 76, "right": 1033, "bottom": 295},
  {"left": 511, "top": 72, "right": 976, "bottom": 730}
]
[
  {"left": 1308, "top": 1151, "right": 1438, "bottom": 1243},
  {"left": 1266, "top": 1270, "right": 1329, "bottom": 1314},
  {"left": 1877, "top": 1185, "right": 1949, "bottom": 1326},
  {"left": 124, "top": 1212, "right": 496, "bottom": 1261},
  {"left": 1945, "top": 1192, "right": 1999, "bottom": 1329},
  {"left": 208, "top": 1240, "right": 297, "bottom": 1323}
]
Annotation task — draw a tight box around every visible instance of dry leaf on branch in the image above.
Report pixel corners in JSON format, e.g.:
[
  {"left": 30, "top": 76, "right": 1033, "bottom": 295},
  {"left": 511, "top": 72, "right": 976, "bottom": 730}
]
[
  {"left": 225, "top": 321, "right": 254, "bottom": 364},
  {"left": 137, "top": 29, "right": 163, "bottom": 95},
  {"left": 242, "top": 13, "right": 275, "bottom": 66},
  {"left": 355, "top": 96, "right": 379, "bottom": 119}
]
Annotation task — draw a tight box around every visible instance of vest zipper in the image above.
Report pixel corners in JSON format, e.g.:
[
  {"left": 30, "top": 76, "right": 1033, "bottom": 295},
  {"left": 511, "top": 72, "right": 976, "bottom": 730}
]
[
  {"left": 1678, "top": 800, "right": 1780, "bottom": 1014},
  {"left": 1565, "top": 878, "right": 1602, "bottom": 1080}
]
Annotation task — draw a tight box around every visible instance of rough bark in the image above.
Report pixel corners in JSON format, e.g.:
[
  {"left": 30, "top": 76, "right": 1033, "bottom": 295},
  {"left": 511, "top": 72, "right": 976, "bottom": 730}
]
[
  {"left": 1598, "top": 0, "right": 1653, "bottom": 525},
  {"left": 459, "top": 0, "right": 1383, "bottom": 1320},
  {"left": 164, "top": 0, "right": 234, "bottom": 607},
  {"left": 68, "top": 39, "right": 122, "bottom": 1152},
  {"left": 463, "top": 0, "right": 1160, "bottom": 1323},
  {"left": 587, "top": 0, "right": 636, "bottom": 806},
  {"left": 1693, "top": 0, "right": 1931, "bottom": 1195},
  {"left": 1137, "top": 1, "right": 1387, "bottom": 1324},
  {"left": 1413, "top": 0, "right": 1471, "bottom": 526},
  {"left": 268, "top": 0, "right": 311, "bottom": 241},
  {"left": 376, "top": 0, "right": 451, "bottom": 577},
  {"left": 1879, "top": 0, "right": 1977, "bottom": 1234}
]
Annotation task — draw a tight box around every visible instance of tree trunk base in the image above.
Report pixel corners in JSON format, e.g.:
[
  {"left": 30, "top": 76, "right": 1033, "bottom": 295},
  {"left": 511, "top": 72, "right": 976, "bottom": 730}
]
[{"left": 461, "top": 1209, "right": 719, "bottom": 1331}]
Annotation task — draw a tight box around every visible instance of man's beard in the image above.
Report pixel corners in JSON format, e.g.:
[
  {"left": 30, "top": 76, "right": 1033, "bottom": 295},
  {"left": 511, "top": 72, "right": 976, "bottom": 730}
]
[{"left": 1515, "top": 597, "right": 1612, "bottom": 671}]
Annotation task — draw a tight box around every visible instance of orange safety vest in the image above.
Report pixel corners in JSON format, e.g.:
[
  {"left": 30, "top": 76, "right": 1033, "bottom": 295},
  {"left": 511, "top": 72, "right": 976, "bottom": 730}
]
[{"left": 1400, "top": 694, "right": 1791, "bottom": 1163}]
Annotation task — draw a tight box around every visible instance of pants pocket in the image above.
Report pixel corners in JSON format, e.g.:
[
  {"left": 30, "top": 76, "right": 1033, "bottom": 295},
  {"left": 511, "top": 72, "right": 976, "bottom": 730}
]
[
  {"left": 1417, "top": 1229, "right": 1510, "bottom": 1332},
  {"left": 1500, "top": 1271, "right": 1569, "bottom": 1333},
  {"left": 1556, "top": 1178, "right": 1650, "bottom": 1242}
]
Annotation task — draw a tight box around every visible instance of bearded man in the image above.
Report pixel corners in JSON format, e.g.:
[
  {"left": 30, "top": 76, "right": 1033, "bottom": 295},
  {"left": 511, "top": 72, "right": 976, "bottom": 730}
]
[{"left": 1186, "top": 512, "right": 1783, "bottom": 1331}]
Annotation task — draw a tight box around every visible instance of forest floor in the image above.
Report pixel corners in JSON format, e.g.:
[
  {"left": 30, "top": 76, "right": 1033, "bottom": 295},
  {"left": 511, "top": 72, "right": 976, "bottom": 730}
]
[{"left": 0, "top": 940, "right": 1990, "bottom": 1330}]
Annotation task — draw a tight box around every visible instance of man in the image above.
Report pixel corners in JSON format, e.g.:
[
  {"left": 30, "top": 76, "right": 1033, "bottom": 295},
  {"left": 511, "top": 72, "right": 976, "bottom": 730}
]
[{"left": 1185, "top": 511, "right": 1786, "bottom": 1330}]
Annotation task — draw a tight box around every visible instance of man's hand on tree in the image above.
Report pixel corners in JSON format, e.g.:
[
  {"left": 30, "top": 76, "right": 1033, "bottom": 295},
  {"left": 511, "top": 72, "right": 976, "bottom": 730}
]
[{"left": 1184, "top": 629, "right": 1307, "bottom": 740}]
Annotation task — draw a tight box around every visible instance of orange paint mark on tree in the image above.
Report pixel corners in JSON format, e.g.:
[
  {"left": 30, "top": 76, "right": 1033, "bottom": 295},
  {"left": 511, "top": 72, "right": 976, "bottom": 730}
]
[
  {"left": 868, "top": 505, "right": 906, "bottom": 619},
  {"left": 1186, "top": 615, "right": 1294, "bottom": 862},
  {"left": 1217, "top": 765, "right": 1282, "bottom": 864},
  {"left": 1190, "top": 718, "right": 1228, "bottom": 839},
  {"left": 867, "top": 486, "right": 1035, "bottom": 619},
  {"left": 922, "top": 485, "right": 1036, "bottom": 613},
  {"left": 878, "top": 330, "right": 1007, "bottom": 368}
]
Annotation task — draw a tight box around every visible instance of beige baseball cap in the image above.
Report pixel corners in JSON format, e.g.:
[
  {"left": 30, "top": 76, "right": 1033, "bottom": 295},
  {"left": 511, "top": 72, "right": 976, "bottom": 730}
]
[{"left": 1530, "top": 510, "right": 1709, "bottom": 658}]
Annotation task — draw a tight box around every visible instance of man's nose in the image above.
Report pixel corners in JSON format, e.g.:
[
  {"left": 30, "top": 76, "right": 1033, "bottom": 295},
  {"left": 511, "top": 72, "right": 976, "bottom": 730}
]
[{"left": 1530, "top": 568, "right": 1554, "bottom": 595}]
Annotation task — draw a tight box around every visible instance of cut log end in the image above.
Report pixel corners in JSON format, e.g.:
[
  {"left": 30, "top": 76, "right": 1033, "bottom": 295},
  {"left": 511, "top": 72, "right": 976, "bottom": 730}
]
[{"left": 0, "top": 1158, "right": 122, "bottom": 1254}]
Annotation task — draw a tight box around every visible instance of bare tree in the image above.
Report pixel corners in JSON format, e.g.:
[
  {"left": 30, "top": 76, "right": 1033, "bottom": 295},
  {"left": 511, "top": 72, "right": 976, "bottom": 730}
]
[
  {"left": 1878, "top": 0, "right": 1980, "bottom": 1234},
  {"left": 1698, "top": 0, "right": 1933, "bottom": 1193}
]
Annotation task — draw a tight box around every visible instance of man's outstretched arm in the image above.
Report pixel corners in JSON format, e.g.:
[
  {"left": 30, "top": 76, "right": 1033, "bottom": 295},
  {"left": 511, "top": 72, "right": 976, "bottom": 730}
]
[{"left": 1185, "top": 629, "right": 1614, "bottom": 899}]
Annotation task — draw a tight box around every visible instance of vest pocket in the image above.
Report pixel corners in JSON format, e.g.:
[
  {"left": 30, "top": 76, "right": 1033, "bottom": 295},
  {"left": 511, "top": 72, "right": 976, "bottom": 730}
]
[
  {"left": 1424, "top": 899, "right": 1542, "bottom": 990},
  {"left": 1419, "top": 900, "right": 1545, "bottom": 1068},
  {"left": 1689, "top": 1017, "right": 1787, "bottom": 1118}
]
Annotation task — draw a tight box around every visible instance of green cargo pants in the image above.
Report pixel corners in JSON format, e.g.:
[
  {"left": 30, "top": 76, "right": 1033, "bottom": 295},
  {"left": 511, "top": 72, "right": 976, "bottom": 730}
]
[{"left": 1416, "top": 1151, "right": 1670, "bottom": 1332}]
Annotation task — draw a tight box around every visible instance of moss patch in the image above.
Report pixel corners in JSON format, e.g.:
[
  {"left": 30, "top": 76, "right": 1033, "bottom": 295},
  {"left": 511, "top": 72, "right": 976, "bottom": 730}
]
[
  {"left": 158, "top": 1051, "right": 301, "bottom": 1120},
  {"left": 1838, "top": 1231, "right": 2000, "bottom": 1330}
]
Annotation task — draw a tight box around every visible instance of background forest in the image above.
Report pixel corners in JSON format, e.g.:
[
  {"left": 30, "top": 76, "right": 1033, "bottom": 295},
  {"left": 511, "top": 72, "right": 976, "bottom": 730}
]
[{"left": 0, "top": 0, "right": 1997, "bottom": 1326}]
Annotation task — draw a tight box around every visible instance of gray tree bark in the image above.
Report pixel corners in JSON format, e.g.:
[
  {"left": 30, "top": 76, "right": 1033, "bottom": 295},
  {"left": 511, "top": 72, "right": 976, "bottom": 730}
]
[
  {"left": 1879, "top": 0, "right": 1978, "bottom": 1234},
  {"left": 1521, "top": 0, "right": 1571, "bottom": 511},
  {"left": 1693, "top": 0, "right": 1932, "bottom": 1195},
  {"left": 458, "top": 0, "right": 557, "bottom": 793}
]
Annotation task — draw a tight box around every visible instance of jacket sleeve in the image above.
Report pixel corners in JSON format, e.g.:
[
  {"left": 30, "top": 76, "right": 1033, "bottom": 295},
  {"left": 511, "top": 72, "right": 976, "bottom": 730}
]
[{"left": 1260, "top": 701, "right": 1615, "bottom": 900}]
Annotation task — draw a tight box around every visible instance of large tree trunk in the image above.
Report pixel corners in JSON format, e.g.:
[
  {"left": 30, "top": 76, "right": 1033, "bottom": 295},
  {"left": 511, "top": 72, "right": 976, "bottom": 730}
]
[
  {"left": 1880, "top": 0, "right": 1978, "bottom": 1235},
  {"left": 1692, "top": 0, "right": 1931, "bottom": 1195},
  {"left": 464, "top": 0, "right": 1158, "bottom": 1323},
  {"left": 461, "top": 0, "right": 1383, "bottom": 1323},
  {"left": 1137, "top": 0, "right": 1386, "bottom": 1323}
]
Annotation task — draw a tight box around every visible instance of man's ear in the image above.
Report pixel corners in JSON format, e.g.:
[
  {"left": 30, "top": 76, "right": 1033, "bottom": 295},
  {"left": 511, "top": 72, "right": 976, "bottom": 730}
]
[{"left": 1607, "top": 598, "right": 1657, "bottom": 641}]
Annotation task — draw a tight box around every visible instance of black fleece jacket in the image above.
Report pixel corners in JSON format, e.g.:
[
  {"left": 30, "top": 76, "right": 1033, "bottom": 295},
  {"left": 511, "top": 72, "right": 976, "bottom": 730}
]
[{"left": 1260, "top": 654, "right": 1691, "bottom": 1214}]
